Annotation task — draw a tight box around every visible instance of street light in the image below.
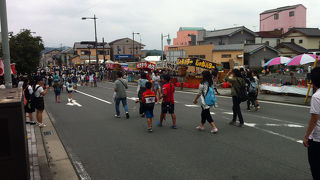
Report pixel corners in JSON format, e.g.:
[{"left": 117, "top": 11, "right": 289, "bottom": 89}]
[
  {"left": 161, "top": 33, "right": 171, "bottom": 61},
  {"left": 82, "top": 15, "right": 99, "bottom": 69},
  {"left": 132, "top": 32, "right": 140, "bottom": 61}
]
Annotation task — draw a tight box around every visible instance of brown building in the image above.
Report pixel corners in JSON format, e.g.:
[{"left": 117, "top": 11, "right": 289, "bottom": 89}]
[
  {"left": 72, "top": 41, "right": 111, "bottom": 65},
  {"left": 41, "top": 49, "right": 61, "bottom": 67},
  {"left": 109, "top": 38, "right": 145, "bottom": 62}
]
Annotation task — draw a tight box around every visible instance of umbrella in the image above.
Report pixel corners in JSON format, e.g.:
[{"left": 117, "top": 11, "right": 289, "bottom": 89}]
[
  {"left": 264, "top": 57, "right": 291, "bottom": 66},
  {"left": 285, "top": 54, "right": 317, "bottom": 66}
]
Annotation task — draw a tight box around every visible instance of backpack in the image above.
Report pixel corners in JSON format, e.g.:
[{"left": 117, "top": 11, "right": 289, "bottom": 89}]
[
  {"left": 202, "top": 83, "right": 216, "bottom": 106},
  {"left": 248, "top": 81, "right": 257, "bottom": 94},
  {"left": 236, "top": 78, "right": 248, "bottom": 102}
]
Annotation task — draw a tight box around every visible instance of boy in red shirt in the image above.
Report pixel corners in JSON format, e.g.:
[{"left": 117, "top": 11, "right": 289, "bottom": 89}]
[
  {"left": 158, "top": 74, "right": 177, "bottom": 129},
  {"left": 137, "top": 82, "right": 157, "bottom": 132}
]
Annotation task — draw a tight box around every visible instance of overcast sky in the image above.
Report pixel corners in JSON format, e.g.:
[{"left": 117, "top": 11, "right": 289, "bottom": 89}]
[{"left": 6, "top": 0, "right": 320, "bottom": 49}]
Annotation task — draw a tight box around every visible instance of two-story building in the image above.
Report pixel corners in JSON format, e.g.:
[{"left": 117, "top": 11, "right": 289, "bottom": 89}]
[
  {"left": 260, "top": 4, "right": 306, "bottom": 33},
  {"left": 275, "top": 28, "right": 320, "bottom": 57},
  {"left": 72, "top": 41, "right": 111, "bottom": 65},
  {"left": 198, "top": 26, "right": 257, "bottom": 45},
  {"left": 109, "top": 38, "right": 145, "bottom": 62},
  {"left": 255, "top": 29, "right": 283, "bottom": 47}
]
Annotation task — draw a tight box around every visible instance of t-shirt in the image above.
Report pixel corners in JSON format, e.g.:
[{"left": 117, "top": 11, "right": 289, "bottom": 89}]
[
  {"left": 142, "top": 89, "right": 157, "bottom": 111},
  {"left": 138, "top": 79, "right": 148, "bottom": 88},
  {"left": 115, "top": 78, "right": 128, "bottom": 98},
  {"left": 310, "top": 88, "right": 320, "bottom": 142},
  {"left": 152, "top": 75, "right": 160, "bottom": 85},
  {"left": 34, "top": 84, "right": 44, "bottom": 98},
  {"left": 162, "top": 83, "right": 175, "bottom": 104}
]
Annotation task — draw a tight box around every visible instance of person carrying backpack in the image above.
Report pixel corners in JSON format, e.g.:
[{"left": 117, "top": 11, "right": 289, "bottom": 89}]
[
  {"left": 193, "top": 70, "right": 218, "bottom": 134},
  {"left": 246, "top": 71, "right": 258, "bottom": 111},
  {"left": 225, "top": 69, "right": 246, "bottom": 127}
]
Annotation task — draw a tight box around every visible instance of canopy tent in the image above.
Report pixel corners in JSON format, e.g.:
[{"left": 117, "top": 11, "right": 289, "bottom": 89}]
[{"left": 144, "top": 56, "right": 161, "bottom": 62}]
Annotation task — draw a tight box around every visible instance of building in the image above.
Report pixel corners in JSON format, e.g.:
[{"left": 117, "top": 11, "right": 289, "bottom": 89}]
[
  {"left": 283, "top": 28, "right": 320, "bottom": 50},
  {"left": 255, "top": 29, "right": 283, "bottom": 47},
  {"left": 42, "top": 49, "right": 61, "bottom": 67},
  {"left": 260, "top": 4, "right": 306, "bottom": 33},
  {"left": 164, "top": 27, "right": 206, "bottom": 54},
  {"left": 275, "top": 42, "right": 308, "bottom": 57},
  {"left": 212, "top": 44, "right": 244, "bottom": 69},
  {"left": 72, "top": 41, "right": 111, "bottom": 65},
  {"left": 109, "top": 38, "right": 145, "bottom": 62},
  {"left": 60, "top": 48, "right": 75, "bottom": 66},
  {"left": 198, "top": 26, "right": 257, "bottom": 45},
  {"left": 244, "top": 44, "right": 279, "bottom": 68}
]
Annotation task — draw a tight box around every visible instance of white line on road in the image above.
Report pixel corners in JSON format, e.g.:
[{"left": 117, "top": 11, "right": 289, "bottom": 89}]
[
  {"left": 66, "top": 100, "right": 82, "bottom": 107},
  {"left": 127, "top": 97, "right": 139, "bottom": 101},
  {"left": 76, "top": 90, "right": 112, "bottom": 104},
  {"left": 265, "top": 123, "right": 304, "bottom": 128},
  {"left": 185, "top": 104, "right": 200, "bottom": 108}
]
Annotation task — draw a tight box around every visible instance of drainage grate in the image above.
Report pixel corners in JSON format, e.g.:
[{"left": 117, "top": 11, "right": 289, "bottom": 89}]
[{"left": 43, "top": 131, "right": 53, "bottom": 136}]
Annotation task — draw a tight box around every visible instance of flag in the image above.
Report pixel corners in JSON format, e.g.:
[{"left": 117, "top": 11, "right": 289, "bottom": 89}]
[{"left": 0, "top": 59, "right": 4, "bottom": 76}]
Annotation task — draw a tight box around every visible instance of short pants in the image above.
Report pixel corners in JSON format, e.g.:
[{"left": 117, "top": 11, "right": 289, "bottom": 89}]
[
  {"left": 145, "top": 110, "right": 154, "bottom": 118},
  {"left": 161, "top": 102, "right": 174, "bottom": 114}
]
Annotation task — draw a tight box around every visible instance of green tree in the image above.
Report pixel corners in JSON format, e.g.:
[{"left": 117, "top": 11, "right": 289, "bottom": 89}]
[{"left": 1, "top": 30, "right": 44, "bottom": 74}]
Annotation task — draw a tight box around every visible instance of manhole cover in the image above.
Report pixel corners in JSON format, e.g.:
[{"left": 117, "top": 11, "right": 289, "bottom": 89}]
[{"left": 43, "top": 131, "right": 53, "bottom": 136}]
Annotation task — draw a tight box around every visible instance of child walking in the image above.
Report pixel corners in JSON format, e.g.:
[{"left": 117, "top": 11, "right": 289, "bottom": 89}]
[{"left": 137, "top": 82, "right": 157, "bottom": 132}]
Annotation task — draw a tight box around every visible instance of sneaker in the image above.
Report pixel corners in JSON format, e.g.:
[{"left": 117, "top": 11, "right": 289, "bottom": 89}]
[
  {"left": 211, "top": 128, "right": 218, "bottom": 134},
  {"left": 237, "top": 123, "right": 244, "bottom": 128},
  {"left": 196, "top": 126, "right": 205, "bottom": 131},
  {"left": 38, "top": 123, "right": 46, "bottom": 127},
  {"left": 171, "top": 125, "right": 177, "bottom": 129},
  {"left": 255, "top": 106, "right": 259, "bottom": 111},
  {"left": 157, "top": 121, "right": 162, "bottom": 127},
  {"left": 126, "top": 112, "right": 130, "bottom": 119},
  {"left": 29, "top": 121, "right": 37, "bottom": 125},
  {"left": 141, "top": 113, "right": 145, "bottom": 118},
  {"left": 70, "top": 99, "right": 73, "bottom": 103},
  {"left": 147, "top": 128, "right": 153, "bottom": 132},
  {"left": 115, "top": 115, "right": 121, "bottom": 118},
  {"left": 229, "top": 121, "right": 236, "bottom": 125}
]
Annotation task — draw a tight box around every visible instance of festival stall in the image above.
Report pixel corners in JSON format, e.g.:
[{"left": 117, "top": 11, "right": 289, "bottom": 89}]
[{"left": 176, "top": 58, "right": 216, "bottom": 88}]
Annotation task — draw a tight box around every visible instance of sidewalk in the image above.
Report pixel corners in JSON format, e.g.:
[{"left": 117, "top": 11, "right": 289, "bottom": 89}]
[{"left": 27, "top": 110, "right": 79, "bottom": 180}]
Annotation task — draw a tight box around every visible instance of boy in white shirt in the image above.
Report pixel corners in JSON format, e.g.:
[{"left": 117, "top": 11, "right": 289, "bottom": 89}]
[{"left": 303, "top": 67, "right": 320, "bottom": 179}]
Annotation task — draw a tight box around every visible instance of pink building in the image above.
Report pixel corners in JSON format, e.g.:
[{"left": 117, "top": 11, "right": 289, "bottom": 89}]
[
  {"left": 260, "top": 4, "right": 306, "bottom": 33},
  {"left": 164, "top": 27, "right": 205, "bottom": 54}
]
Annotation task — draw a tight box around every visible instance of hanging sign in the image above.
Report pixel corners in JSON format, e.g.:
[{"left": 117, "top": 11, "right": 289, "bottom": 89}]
[{"left": 177, "top": 58, "right": 216, "bottom": 69}]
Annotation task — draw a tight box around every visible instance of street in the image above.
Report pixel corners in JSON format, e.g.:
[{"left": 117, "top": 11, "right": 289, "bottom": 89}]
[{"left": 44, "top": 82, "right": 311, "bottom": 180}]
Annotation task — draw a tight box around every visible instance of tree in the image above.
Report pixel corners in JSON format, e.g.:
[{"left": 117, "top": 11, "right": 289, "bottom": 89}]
[{"left": 1, "top": 30, "right": 44, "bottom": 74}]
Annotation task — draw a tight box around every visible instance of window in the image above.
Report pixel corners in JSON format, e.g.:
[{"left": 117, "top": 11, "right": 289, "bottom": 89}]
[
  {"left": 299, "top": 39, "right": 303, "bottom": 44},
  {"left": 221, "top": 54, "right": 231, "bottom": 58},
  {"left": 199, "top": 55, "right": 206, "bottom": 59},
  {"left": 291, "top": 39, "right": 295, "bottom": 43},
  {"left": 274, "top": 14, "right": 279, "bottom": 20},
  {"left": 289, "top": 11, "right": 294, "bottom": 17},
  {"left": 81, "top": 50, "right": 90, "bottom": 55},
  {"left": 98, "top": 51, "right": 106, "bottom": 55}
]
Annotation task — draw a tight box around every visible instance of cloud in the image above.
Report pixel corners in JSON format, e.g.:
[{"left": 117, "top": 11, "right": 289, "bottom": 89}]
[{"left": 6, "top": 0, "right": 320, "bottom": 49}]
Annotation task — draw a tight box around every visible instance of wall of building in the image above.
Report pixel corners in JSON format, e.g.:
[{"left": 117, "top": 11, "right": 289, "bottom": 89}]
[
  {"left": 173, "top": 30, "right": 199, "bottom": 46},
  {"left": 277, "top": 47, "right": 299, "bottom": 57},
  {"left": 247, "top": 48, "right": 279, "bottom": 68},
  {"left": 199, "top": 31, "right": 255, "bottom": 45},
  {"left": 283, "top": 32, "right": 320, "bottom": 49},
  {"left": 255, "top": 37, "right": 282, "bottom": 47},
  {"left": 166, "top": 50, "right": 186, "bottom": 63},
  {"left": 212, "top": 50, "right": 244, "bottom": 68},
  {"left": 260, "top": 5, "right": 306, "bottom": 32}
]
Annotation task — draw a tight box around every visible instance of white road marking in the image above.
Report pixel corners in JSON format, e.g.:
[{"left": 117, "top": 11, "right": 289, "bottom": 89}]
[
  {"left": 223, "top": 112, "right": 233, "bottom": 115},
  {"left": 210, "top": 112, "right": 215, "bottom": 115},
  {"left": 175, "top": 90, "right": 310, "bottom": 108},
  {"left": 244, "top": 123, "right": 256, "bottom": 127},
  {"left": 66, "top": 99, "right": 82, "bottom": 107},
  {"left": 127, "top": 97, "right": 139, "bottom": 101},
  {"left": 185, "top": 104, "right": 200, "bottom": 107},
  {"left": 75, "top": 90, "right": 112, "bottom": 104},
  {"left": 265, "top": 123, "right": 304, "bottom": 128}
]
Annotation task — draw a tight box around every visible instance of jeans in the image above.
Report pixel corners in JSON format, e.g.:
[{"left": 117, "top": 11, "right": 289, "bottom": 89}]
[
  {"left": 232, "top": 96, "right": 244, "bottom": 124},
  {"left": 201, "top": 107, "right": 213, "bottom": 124},
  {"left": 308, "top": 139, "right": 320, "bottom": 180},
  {"left": 115, "top": 97, "right": 129, "bottom": 116},
  {"left": 247, "top": 93, "right": 256, "bottom": 110}
]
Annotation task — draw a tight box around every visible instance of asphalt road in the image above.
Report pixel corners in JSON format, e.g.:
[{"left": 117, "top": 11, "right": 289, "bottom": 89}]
[{"left": 44, "top": 81, "right": 312, "bottom": 180}]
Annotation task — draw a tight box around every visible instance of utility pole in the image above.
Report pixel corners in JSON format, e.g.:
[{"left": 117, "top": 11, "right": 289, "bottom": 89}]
[
  {"left": 0, "top": 0, "right": 12, "bottom": 88},
  {"left": 132, "top": 32, "right": 134, "bottom": 62},
  {"left": 102, "top": 37, "right": 106, "bottom": 64},
  {"left": 94, "top": 15, "right": 98, "bottom": 70}
]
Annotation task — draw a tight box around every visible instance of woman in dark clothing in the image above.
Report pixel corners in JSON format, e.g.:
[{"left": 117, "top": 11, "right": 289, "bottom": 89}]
[{"left": 225, "top": 69, "right": 245, "bottom": 127}]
